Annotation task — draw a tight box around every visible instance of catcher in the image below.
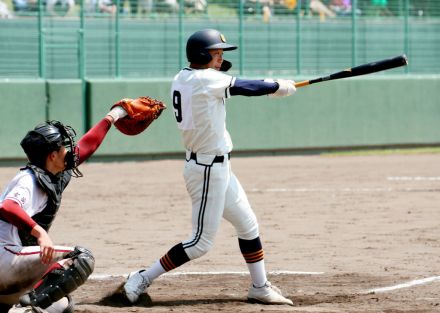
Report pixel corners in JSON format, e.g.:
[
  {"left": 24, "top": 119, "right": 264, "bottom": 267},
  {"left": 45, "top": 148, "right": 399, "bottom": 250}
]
[{"left": 0, "top": 97, "right": 165, "bottom": 313}]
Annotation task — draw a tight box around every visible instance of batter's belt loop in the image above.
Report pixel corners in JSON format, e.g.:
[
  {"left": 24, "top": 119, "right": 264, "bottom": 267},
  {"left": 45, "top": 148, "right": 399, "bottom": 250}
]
[{"left": 189, "top": 152, "right": 231, "bottom": 163}]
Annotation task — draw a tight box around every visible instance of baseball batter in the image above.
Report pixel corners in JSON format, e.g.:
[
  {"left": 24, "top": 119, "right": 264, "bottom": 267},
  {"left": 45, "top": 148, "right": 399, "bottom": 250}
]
[
  {"left": 124, "top": 28, "right": 296, "bottom": 305},
  {"left": 0, "top": 106, "right": 128, "bottom": 313}
]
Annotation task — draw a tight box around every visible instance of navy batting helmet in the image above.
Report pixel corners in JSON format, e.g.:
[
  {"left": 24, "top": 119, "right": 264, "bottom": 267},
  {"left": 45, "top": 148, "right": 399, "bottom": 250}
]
[
  {"left": 186, "top": 29, "right": 237, "bottom": 66},
  {"left": 20, "top": 121, "right": 81, "bottom": 175}
]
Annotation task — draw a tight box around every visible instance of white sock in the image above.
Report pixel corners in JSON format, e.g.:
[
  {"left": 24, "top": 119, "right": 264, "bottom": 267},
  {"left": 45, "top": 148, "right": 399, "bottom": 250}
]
[
  {"left": 142, "top": 260, "right": 166, "bottom": 282},
  {"left": 247, "top": 260, "right": 267, "bottom": 288}
]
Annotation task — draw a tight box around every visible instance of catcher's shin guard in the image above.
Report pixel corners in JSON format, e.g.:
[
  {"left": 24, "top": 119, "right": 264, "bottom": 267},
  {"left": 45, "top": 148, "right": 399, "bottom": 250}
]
[{"left": 20, "top": 246, "right": 94, "bottom": 309}]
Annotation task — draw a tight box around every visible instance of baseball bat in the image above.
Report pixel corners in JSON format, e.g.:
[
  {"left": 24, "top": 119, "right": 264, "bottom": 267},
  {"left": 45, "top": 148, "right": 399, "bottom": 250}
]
[{"left": 294, "top": 54, "right": 408, "bottom": 88}]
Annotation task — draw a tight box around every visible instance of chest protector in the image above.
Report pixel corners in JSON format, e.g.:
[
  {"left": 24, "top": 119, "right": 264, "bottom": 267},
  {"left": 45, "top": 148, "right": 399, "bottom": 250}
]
[{"left": 18, "top": 165, "right": 72, "bottom": 246}]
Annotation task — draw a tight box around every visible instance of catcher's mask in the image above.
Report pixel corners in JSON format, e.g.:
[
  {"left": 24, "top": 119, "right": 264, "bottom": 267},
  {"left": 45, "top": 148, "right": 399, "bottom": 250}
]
[
  {"left": 186, "top": 29, "right": 237, "bottom": 71},
  {"left": 20, "top": 120, "right": 82, "bottom": 177}
]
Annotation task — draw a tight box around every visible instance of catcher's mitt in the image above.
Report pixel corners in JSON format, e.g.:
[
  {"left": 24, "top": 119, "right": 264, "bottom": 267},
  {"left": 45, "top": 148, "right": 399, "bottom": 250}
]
[{"left": 111, "top": 96, "right": 166, "bottom": 136}]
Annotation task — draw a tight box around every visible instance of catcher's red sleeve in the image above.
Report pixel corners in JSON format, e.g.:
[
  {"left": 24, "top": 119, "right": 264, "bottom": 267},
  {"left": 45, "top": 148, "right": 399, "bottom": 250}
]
[
  {"left": 76, "top": 118, "right": 112, "bottom": 165},
  {"left": 0, "top": 199, "right": 37, "bottom": 231}
]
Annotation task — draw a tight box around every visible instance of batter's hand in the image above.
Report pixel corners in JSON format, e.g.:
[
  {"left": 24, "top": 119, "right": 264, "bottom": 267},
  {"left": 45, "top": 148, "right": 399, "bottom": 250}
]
[
  {"left": 270, "top": 79, "right": 296, "bottom": 97},
  {"left": 31, "top": 225, "right": 55, "bottom": 264}
]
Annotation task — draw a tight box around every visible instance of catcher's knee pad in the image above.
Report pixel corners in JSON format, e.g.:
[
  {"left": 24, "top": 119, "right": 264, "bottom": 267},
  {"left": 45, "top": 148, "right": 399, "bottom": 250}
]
[{"left": 20, "top": 246, "right": 94, "bottom": 309}]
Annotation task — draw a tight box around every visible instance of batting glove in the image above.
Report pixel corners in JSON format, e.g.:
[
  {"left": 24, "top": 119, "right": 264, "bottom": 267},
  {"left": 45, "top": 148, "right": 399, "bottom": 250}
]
[{"left": 270, "top": 79, "right": 296, "bottom": 97}]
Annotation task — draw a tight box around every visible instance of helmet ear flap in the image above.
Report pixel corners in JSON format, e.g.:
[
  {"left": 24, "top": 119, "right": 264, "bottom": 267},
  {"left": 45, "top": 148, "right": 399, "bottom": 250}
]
[
  {"left": 220, "top": 60, "right": 232, "bottom": 72},
  {"left": 187, "top": 48, "right": 212, "bottom": 65}
]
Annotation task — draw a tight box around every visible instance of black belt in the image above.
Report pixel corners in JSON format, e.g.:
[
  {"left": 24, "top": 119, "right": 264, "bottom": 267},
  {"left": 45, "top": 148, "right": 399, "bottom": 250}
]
[{"left": 190, "top": 152, "right": 230, "bottom": 163}]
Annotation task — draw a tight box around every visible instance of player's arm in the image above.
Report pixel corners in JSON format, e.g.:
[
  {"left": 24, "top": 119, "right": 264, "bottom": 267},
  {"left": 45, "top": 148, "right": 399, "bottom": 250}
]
[
  {"left": 0, "top": 200, "right": 54, "bottom": 263},
  {"left": 230, "top": 79, "right": 278, "bottom": 96},
  {"left": 229, "top": 78, "right": 296, "bottom": 97},
  {"left": 0, "top": 199, "right": 36, "bottom": 231},
  {"left": 76, "top": 107, "right": 127, "bottom": 165},
  {"left": 31, "top": 224, "right": 54, "bottom": 264},
  {"left": 75, "top": 119, "right": 111, "bottom": 165}
]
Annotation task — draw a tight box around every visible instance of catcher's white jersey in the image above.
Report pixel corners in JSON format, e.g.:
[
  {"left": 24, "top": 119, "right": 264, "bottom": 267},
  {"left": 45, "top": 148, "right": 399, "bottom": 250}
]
[
  {"left": 171, "top": 67, "right": 236, "bottom": 156},
  {"left": 0, "top": 169, "right": 47, "bottom": 246},
  {"left": 0, "top": 170, "right": 69, "bottom": 305}
]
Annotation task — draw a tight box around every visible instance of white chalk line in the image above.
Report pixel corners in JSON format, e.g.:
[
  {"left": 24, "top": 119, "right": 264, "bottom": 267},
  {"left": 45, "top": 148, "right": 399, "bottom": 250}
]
[
  {"left": 90, "top": 272, "right": 440, "bottom": 296},
  {"left": 363, "top": 275, "right": 440, "bottom": 294},
  {"left": 388, "top": 176, "right": 440, "bottom": 181},
  {"left": 249, "top": 187, "right": 439, "bottom": 193},
  {"left": 248, "top": 176, "right": 440, "bottom": 194},
  {"left": 90, "top": 270, "right": 324, "bottom": 280}
]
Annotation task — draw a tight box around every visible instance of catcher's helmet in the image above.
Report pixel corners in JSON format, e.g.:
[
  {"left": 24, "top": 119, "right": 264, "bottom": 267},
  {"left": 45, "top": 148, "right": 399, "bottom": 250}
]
[
  {"left": 20, "top": 121, "right": 81, "bottom": 175},
  {"left": 186, "top": 29, "right": 237, "bottom": 65}
]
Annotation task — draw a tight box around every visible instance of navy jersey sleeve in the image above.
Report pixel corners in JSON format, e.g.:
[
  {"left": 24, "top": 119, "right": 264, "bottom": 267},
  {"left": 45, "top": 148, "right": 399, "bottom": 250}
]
[{"left": 229, "top": 78, "right": 279, "bottom": 97}]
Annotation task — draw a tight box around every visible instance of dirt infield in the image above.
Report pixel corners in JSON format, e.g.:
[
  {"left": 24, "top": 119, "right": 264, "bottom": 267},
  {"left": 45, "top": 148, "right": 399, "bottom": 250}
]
[{"left": 1, "top": 152, "right": 440, "bottom": 312}]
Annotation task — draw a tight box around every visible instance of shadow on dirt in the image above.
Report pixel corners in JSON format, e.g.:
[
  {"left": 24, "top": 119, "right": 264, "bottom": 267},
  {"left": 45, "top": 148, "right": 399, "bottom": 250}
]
[
  {"left": 91, "top": 282, "right": 247, "bottom": 308},
  {"left": 296, "top": 293, "right": 360, "bottom": 306}
]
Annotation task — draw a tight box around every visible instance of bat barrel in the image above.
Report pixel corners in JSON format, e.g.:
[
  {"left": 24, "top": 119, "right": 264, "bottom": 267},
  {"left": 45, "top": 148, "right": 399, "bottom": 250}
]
[
  {"left": 293, "top": 54, "right": 408, "bottom": 89},
  {"left": 350, "top": 54, "right": 408, "bottom": 77}
]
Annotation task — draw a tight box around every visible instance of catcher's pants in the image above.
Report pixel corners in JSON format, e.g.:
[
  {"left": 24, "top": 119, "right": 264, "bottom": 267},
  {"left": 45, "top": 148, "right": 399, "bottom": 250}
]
[
  {"left": 0, "top": 245, "right": 73, "bottom": 305},
  {"left": 182, "top": 152, "right": 259, "bottom": 260}
]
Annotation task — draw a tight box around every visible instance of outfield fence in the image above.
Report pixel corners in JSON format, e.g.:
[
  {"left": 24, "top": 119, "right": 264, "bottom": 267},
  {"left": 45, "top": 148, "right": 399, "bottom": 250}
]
[{"left": 0, "top": 0, "right": 439, "bottom": 79}]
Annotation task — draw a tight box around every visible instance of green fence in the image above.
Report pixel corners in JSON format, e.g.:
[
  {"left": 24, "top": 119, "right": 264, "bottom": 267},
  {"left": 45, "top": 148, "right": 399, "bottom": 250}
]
[
  {"left": 1, "top": 0, "right": 439, "bottom": 79},
  {"left": 1, "top": 76, "right": 439, "bottom": 161},
  {"left": 1, "top": 1, "right": 439, "bottom": 161}
]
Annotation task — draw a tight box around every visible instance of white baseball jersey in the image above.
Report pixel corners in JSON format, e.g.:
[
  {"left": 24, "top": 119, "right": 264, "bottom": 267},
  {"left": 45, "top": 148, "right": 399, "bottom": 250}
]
[
  {"left": 0, "top": 169, "right": 73, "bottom": 305},
  {"left": 0, "top": 169, "right": 47, "bottom": 246},
  {"left": 170, "top": 67, "right": 259, "bottom": 261},
  {"left": 171, "top": 67, "right": 236, "bottom": 156},
  {"left": 0, "top": 119, "right": 113, "bottom": 306}
]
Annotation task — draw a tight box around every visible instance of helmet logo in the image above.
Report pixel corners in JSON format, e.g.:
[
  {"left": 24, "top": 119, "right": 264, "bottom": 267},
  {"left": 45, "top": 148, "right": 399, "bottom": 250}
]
[{"left": 220, "top": 34, "right": 226, "bottom": 43}]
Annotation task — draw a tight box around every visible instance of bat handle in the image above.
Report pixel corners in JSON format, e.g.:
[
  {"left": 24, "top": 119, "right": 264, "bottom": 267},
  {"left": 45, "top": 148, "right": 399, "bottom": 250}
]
[{"left": 294, "top": 80, "right": 310, "bottom": 88}]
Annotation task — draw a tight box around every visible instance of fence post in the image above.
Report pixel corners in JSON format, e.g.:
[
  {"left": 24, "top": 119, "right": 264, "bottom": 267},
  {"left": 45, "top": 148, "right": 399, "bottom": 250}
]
[
  {"left": 351, "top": 0, "right": 357, "bottom": 67},
  {"left": 38, "top": 0, "right": 45, "bottom": 79},
  {"left": 78, "top": 0, "right": 88, "bottom": 132},
  {"left": 404, "top": 0, "right": 409, "bottom": 73},
  {"left": 115, "top": 0, "right": 121, "bottom": 77},
  {"left": 239, "top": 0, "right": 244, "bottom": 76},
  {"left": 179, "top": 0, "right": 184, "bottom": 70},
  {"left": 296, "top": 0, "right": 301, "bottom": 75},
  {"left": 305, "top": 0, "right": 310, "bottom": 17}
]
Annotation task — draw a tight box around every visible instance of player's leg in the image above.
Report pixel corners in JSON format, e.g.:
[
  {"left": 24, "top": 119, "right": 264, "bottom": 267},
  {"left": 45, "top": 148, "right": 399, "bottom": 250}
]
[
  {"left": 124, "top": 160, "right": 229, "bottom": 303},
  {"left": 9, "top": 296, "right": 74, "bottom": 313},
  {"left": 223, "top": 171, "right": 266, "bottom": 286},
  {"left": 0, "top": 245, "right": 73, "bottom": 306},
  {"left": 14, "top": 246, "right": 93, "bottom": 312},
  {"left": 223, "top": 171, "right": 293, "bottom": 305},
  {"left": 181, "top": 161, "right": 229, "bottom": 259}
]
